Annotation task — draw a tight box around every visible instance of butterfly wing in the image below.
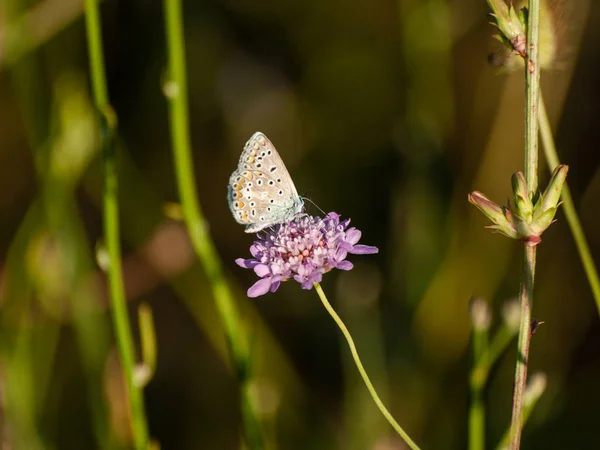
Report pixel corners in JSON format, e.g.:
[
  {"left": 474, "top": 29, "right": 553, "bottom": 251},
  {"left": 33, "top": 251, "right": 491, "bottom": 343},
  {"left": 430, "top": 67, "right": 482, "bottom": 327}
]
[{"left": 228, "top": 132, "right": 304, "bottom": 233}]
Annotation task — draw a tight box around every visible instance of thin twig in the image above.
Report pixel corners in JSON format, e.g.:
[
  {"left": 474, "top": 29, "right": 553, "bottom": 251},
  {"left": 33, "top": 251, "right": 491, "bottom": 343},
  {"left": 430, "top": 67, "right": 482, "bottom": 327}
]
[
  {"left": 161, "top": 1, "right": 264, "bottom": 447},
  {"left": 469, "top": 324, "right": 487, "bottom": 450},
  {"left": 84, "top": 0, "right": 149, "bottom": 448},
  {"left": 509, "top": 0, "right": 541, "bottom": 447},
  {"left": 538, "top": 93, "right": 600, "bottom": 314}
]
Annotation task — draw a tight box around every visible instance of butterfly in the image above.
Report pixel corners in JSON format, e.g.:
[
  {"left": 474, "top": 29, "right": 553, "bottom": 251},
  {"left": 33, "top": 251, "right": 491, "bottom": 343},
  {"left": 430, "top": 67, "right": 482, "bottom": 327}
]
[{"left": 228, "top": 132, "right": 304, "bottom": 233}]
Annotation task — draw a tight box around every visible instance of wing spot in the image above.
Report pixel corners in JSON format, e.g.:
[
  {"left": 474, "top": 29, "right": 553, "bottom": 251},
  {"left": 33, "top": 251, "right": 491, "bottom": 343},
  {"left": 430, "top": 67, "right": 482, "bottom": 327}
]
[
  {"left": 256, "top": 163, "right": 262, "bottom": 168},
  {"left": 267, "top": 207, "right": 272, "bottom": 212},
  {"left": 250, "top": 202, "right": 256, "bottom": 207},
  {"left": 268, "top": 180, "right": 274, "bottom": 186},
  {"left": 276, "top": 178, "right": 281, "bottom": 183},
  {"left": 269, "top": 167, "right": 277, "bottom": 172},
  {"left": 267, "top": 150, "right": 272, "bottom": 155},
  {"left": 257, "top": 179, "right": 263, "bottom": 186},
  {"left": 278, "top": 190, "right": 283, "bottom": 195},
  {"left": 270, "top": 199, "right": 274, "bottom": 204},
  {"left": 260, "top": 217, "right": 265, "bottom": 221},
  {"left": 261, "top": 152, "right": 266, "bottom": 157}
]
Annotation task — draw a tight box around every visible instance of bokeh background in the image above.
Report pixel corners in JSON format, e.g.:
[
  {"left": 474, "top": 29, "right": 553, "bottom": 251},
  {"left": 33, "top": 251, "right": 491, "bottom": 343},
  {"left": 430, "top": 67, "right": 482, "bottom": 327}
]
[{"left": 1, "top": 0, "right": 599, "bottom": 449}]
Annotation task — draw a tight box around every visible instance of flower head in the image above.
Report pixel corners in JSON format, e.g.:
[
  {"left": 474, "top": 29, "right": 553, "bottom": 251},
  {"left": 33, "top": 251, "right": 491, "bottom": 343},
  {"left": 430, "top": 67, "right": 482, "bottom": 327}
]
[{"left": 235, "top": 212, "right": 378, "bottom": 297}]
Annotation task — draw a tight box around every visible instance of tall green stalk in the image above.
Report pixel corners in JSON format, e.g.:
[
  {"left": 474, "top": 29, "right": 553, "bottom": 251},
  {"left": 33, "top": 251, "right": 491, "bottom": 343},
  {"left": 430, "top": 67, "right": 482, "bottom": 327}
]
[
  {"left": 538, "top": 93, "right": 600, "bottom": 314},
  {"left": 469, "top": 302, "right": 489, "bottom": 450},
  {"left": 161, "top": 1, "right": 263, "bottom": 447},
  {"left": 84, "top": 1, "right": 149, "bottom": 448},
  {"left": 509, "top": 0, "right": 541, "bottom": 448}
]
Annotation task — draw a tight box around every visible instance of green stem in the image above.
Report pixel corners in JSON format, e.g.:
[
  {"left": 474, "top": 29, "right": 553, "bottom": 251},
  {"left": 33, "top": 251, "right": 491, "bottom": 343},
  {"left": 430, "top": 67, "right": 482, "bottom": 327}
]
[
  {"left": 497, "top": 373, "right": 546, "bottom": 450},
  {"left": 538, "top": 93, "right": 600, "bottom": 315},
  {"left": 509, "top": 0, "right": 541, "bottom": 448},
  {"left": 84, "top": 1, "right": 149, "bottom": 448},
  {"left": 469, "top": 324, "right": 488, "bottom": 450},
  {"left": 469, "top": 310, "right": 519, "bottom": 450},
  {"left": 162, "top": 1, "right": 263, "bottom": 447},
  {"left": 509, "top": 245, "right": 536, "bottom": 450},
  {"left": 486, "top": 325, "right": 518, "bottom": 370},
  {"left": 313, "top": 282, "right": 421, "bottom": 450}
]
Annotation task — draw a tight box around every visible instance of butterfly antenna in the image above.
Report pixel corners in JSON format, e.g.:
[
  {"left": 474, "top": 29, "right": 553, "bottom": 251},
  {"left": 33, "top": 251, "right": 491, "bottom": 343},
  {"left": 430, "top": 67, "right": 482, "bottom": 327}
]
[{"left": 301, "top": 197, "right": 326, "bottom": 216}]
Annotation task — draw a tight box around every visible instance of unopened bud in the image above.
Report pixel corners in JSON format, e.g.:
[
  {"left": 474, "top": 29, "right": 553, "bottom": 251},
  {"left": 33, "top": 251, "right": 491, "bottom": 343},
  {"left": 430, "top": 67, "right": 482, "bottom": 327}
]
[
  {"left": 511, "top": 171, "right": 533, "bottom": 222},
  {"left": 470, "top": 297, "right": 492, "bottom": 331},
  {"left": 525, "top": 372, "right": 547, "bottom": 404},
  {"left": 502, "top": 298, "right": 521, "bottom": 332},
  {"left": 468, "top": 191, "right": 519, "bottom": 239}
]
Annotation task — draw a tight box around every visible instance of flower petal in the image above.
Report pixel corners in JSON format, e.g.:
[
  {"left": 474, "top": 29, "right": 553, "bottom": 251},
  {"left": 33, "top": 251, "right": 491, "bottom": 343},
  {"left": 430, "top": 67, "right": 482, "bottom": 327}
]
[
  {"left": 270, "top": 280, "right": 281, "bottom": 292},
  {"left": 247, "top": 278, "right": 272, "bottom": 298},
  {"left": 349, "top": 244, "right": 378, "bottom": 255},
  {"left": 334, "top": 246, "right": 348, "bottom": 260},
  {"left": 326, "top": 212, "right": 340, "bottom": 223},
  {"left": 236, "top": 258, "right": 258, "bottom": 269},
  {"left": 336, "top": 260, "right": 353, "bottom": 271},
  {"left": 345, "top": 228, "right": 362, "bottom": 245},
  {"left": 253, "top": 264, "right": 271, "bottom": 277}
]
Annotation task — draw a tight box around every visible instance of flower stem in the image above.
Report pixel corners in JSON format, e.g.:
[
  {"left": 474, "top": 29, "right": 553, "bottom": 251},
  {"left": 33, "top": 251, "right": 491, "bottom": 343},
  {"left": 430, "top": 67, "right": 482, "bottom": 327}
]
[
  {"left": 162, "top": 1, "right": 263, "bottom": 447},
  {"left": 497, "top": 373, "right": 547, "bottom": 450},
  {"left": 538, "top": 93, "right": 600, "bottom": 315},
  {"left": 469, "top": 324, "right": 488, "bottom": 450},
  {"left": 509, "top": 246, "right": 535, "bottom": 449},
  {"left": 84, "top": 0, "right": 149, "bottom": 448},
  {"left": 313, "top": 282, "right": 421, "bottom": 450},
  {"left": 509, "top": 0, "right": 541, "bottom": 447}
]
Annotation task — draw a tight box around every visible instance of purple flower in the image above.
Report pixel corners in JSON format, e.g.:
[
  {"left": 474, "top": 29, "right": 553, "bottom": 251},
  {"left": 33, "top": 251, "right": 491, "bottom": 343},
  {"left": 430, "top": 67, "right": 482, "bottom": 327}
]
[{"left": 236, "top": 212, "right": 378, "bottom": 298}]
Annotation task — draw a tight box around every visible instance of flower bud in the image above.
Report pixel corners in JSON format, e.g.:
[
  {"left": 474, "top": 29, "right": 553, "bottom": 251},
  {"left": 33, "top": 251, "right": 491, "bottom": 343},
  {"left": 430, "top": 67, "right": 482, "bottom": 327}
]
[
  {"left": 528, "top": 165, "right": 568, "bottom": 237},
  {"left": 470, "top": 297, "right": 492, "bottom": 332},
  {"left": 468, "top": 191, "right": 519, "bottom": 239},
  {"left": 511, "top": 171, "right": 533, "bottom": 222},
  {"left": 487, "top": 0, "right": 526, "bottom": 45},
  {"left": 502, "top": 298, "right": 521, "bottom": 332},
  {"left": 540, "top": 164, "right": 568, "bottom": 214}
]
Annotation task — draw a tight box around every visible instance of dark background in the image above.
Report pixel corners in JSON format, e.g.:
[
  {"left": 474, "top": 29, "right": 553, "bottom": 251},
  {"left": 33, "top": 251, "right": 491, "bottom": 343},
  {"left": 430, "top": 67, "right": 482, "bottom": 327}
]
[{"left": 1, "top": 0, "right": 599, "bottom": 448}]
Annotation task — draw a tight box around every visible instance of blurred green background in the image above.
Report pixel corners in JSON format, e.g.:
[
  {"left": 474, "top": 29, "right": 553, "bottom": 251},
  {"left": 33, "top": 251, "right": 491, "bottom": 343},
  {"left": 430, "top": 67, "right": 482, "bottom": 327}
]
[{"left": 1, "top": 0, "right": 599, "bottom": 449}]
